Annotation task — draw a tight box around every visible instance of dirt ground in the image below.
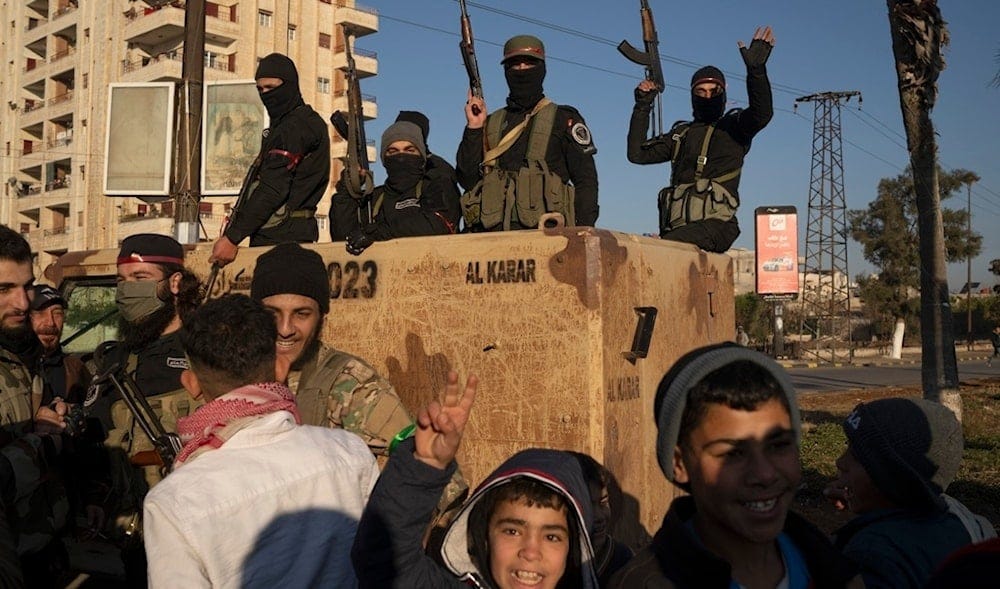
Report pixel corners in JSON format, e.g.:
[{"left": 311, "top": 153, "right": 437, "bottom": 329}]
[{"left": 793, "top": 376, "right": 1000, "bottom": 535}]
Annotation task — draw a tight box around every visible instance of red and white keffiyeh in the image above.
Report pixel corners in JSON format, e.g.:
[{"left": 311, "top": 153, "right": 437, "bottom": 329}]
[{"left": 174, "top": 382, "right": 301, "bottom": 466}]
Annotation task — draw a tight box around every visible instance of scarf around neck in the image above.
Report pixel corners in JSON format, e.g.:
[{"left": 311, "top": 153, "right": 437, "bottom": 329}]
[{"left": 174, "top": 382, "right": 301, "bottom": 466}]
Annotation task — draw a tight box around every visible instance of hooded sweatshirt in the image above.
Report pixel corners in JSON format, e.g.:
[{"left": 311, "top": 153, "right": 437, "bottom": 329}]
[{"left": 352, "top": 438, "right": 598, "bottom": 589}]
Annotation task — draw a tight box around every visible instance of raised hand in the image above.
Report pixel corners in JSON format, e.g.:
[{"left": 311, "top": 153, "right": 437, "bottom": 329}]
[
  {"left": 738, "top": 26, "right": 775, "bottom": 69},
  {"left": 413, "top": 371, "right": 479, "bottom": 470}
]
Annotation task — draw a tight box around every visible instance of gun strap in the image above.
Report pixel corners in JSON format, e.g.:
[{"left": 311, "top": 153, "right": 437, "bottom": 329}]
[
  {"left": 483, "top": 98, "right": 553, "bottom": 166},
  {"left": 691, "top": 124, "right": 741, "bottom": 185}
]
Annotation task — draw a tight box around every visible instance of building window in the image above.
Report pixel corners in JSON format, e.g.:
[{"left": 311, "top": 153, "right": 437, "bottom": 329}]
[
  {"left": 288, "top": 25, "right": 296, "bottom": 41},
  {"left": 257, "top": 10, "right": 272, "bottom": 28},
  {"left": 317, "top": 77, "right": 331, "bottom": 94},
  {"left": 319, "top": 32, "right": 331, "bottom": 49},
  {"left": 82, "top": 73, "right": 88, "bottom": 89}
]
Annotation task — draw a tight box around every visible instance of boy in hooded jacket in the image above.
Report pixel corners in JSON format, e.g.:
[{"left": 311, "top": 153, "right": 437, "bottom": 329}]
[
  {"left": 609, "top": 344, "right": 861, "bottom": 589},
  {"left": 352, "top": 371, "right": 599, "bottom": 589}
]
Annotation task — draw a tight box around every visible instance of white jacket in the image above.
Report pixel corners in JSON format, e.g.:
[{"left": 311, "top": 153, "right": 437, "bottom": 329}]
[{"left": 144, "top": 410, "right": 380, "bottom": 588}]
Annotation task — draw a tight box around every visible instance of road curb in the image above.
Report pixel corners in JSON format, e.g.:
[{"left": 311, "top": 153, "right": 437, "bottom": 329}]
[{"left": 780, "top": 354, "right": 994, "bottom": 369}]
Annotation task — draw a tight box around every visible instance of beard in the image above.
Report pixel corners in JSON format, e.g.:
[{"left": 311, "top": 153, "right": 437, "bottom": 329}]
[
  {"left": 290, "top": 325, "right": 322, "bottom": 372},
  {"left": 118, "top": 298, "right": 178, "bottom": 351},
  {"left": 0, "top": 320, "right": 36, "bottom": 355}
]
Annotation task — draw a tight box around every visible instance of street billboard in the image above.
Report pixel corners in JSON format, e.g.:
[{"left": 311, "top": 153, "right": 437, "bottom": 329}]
[
  {"left": 755, "top": 206, "right": 799, "bottom": 300},
  {"left": 201, "top": 80, "right": 267, "bottom": 195},
  {"left": 104, "top": 83, "right": 174, "bottom": 196}
]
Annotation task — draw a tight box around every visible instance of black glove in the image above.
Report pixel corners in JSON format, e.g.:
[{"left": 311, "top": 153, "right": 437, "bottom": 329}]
[
  {"left": 634, "top": 85, "right": 657, "bottom": 107},
  {"left": 346, "top": 228, "right": 375, "bottom": 256},
  {"left": 740, "top": 38, "right": 772, "bottom": 69}
]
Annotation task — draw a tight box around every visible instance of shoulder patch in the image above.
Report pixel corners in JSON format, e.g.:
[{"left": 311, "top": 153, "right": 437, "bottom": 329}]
[{"left": 570, "top": 122, "right": 592, "bottom": 146}]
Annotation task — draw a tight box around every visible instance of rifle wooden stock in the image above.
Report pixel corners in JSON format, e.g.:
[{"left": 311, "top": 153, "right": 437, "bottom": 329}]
[
  {"left": 333, "top": 24, "right": 374, "bottom": 224},
  {"left": 459, "top": 0, "right": 484, "bottom": 114},
  {"left": 619, "top": 0, "right": 665, "bottom": 134},
  {"left": 130, "top": 450, "right": 164, "bottom": 467}
]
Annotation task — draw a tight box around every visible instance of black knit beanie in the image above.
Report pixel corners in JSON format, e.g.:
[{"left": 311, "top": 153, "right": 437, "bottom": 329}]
[
  {"left": 842, "top": 398, "right": 963, "bottom": 511},
  {"left": 255, "top": 53, "right": 299, "bottom": 87},
  {"left": 691, "top": 65, "right": 725, "bottom": 89},
  {"left": 250, "top": 243, "right": 330, "bottom": 314},
  {"left": 654, "top": 343, "right": 800, "bottom": 483}
]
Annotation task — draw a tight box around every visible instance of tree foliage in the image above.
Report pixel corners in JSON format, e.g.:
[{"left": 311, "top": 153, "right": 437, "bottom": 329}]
[{"left": 848, "top": 166, "right": 982, "bottom": 322}]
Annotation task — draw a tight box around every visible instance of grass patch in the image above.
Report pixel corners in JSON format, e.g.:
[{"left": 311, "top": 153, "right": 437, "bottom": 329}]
[{"left": 792, "top": 379, "right": 1000, "bottom": 535}]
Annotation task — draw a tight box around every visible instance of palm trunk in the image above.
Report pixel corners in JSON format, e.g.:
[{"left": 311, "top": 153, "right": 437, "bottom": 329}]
[{"left": 886, "top": 0, "right": 960, "bottom": 417}]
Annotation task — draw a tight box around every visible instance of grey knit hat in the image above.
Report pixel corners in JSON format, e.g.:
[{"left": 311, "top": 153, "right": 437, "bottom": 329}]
[
  {"left": 380, "top": 121, "right": 427, "bottom": 165},
  {"left": 842, "top": 398, "right": 963, "bottom": 511},
  {"left": 654, "top": 343, "right": 800, "bottom": 483}
]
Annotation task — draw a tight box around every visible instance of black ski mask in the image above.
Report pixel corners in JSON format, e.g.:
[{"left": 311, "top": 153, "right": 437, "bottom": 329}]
[
  {"left": 505, "top": 61, "right": 546, "bottom": 110},
  {"left": 384, "top": 154, "right": 425, "bottom": 193},
  {"left": 255, "top": 53, "right": 304, "bottom": 120},
  {"left": 690, "top": 66, "right": 727, "bottom": 123}
]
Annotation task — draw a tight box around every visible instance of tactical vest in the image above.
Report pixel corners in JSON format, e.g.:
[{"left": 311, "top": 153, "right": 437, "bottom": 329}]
[
  {"left": 106, "top": 351, "right": 201, "bottom": 489},
  {"left": 0, "top": 351, "right": 34, "bottom": 437},
  {"left": 658, "top": 121, "right": 741, "bottom": 233},
  {"left": 461, "top": 99, "right": 576, "bottom": 230}
]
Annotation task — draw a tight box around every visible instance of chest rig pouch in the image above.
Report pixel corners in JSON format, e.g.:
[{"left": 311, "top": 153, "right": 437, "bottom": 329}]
[
  {"left": 461, "top": 99, "right": 575, "bottom": 230},
  {"left": 659, "top": 123, "right": 741, "bottom": 232}
]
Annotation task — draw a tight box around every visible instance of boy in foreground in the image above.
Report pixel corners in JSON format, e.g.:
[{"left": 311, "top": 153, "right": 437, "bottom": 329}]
[
  {"left": 143, "top": 295, "right": 379, "bottom": 588},
  {"left": 610, "top": 343, "right": 860, "bottom": 589},
  {"left": 352, "top": 371, "right": 598, "bottom": 588}
]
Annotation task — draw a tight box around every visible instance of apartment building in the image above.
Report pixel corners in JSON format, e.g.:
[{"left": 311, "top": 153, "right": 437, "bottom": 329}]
[{"left": 0, "top": 0, "right": 377, "bottom": 273}]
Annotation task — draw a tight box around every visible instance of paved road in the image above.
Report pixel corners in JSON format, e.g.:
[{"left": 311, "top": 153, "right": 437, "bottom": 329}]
[{"left": 788, "top": 356, "right": 1000, "bottom": 393}]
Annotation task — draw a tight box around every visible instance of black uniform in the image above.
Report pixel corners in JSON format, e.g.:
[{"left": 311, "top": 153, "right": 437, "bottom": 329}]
[
  {"left": 330, "top": 155, "right": 461, "bottom": 241},
  {"left": 628, "top": 63, "right": 773, "bottom": 252},
  {"left": 456, "top": 101, "right": 600, "bottom": 228},
  {"left": 225, "top": 103, "right": 330, "bottom": 246}
]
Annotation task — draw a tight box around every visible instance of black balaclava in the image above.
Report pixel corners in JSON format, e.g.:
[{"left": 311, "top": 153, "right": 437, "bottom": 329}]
[
  {"left": 255, "top": 53, "right": 304, "bottom": 120},
  {"left": 690, "top": 65, "right": 727, "bottom": 123},
  {"left": 380, "top": 121, "right": 427, "bottom": 194},
  {"left": 505, "top": 61, "right": 546, "bottom": 111}
]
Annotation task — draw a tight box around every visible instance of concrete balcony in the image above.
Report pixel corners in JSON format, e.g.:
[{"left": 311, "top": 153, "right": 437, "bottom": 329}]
[
  {"left": 121, "top": 53, "right": 182, "bottom": 82},
  {"left": 123, "top": 4, "right": 185, "bottom": 48},
  {"left": 18, "top": 99, "right": 52, "bottom": 128},
  {"left": 332, "top": 46, "right": 377, "bottom": 79},
  {"left": 26, "top": 226, "right": 72, "bottom": 253},
  {"left": 51, "top": 2, "right": 79, "bottom": 24},
  {"left": 205, "top": 10, "right": 240, "bottom": 45},
  {"left": 330, "top": 92, "right": 376, "bottom": 121},
  {"left": 333, "top": 3, "right": 378, "bottom": 37}
]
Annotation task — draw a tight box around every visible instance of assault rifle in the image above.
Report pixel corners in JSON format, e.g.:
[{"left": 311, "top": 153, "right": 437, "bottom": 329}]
[
  {"left": 459, "top": 0, "right": 484, "bottom": 116},
  {"left": 92, "top": 343, "right": 183, "bottom": 473},
  {"left": 221, "top": 128, "right": 269, "bottom": 238},
  {"left": 619, "top": 0, "right": 665, "bottom": 135},
  {"left": 330, "top": 24, "right": 375, "bottom": 224}
]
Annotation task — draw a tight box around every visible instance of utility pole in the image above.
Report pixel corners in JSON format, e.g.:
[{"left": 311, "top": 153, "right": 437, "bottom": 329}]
[
  {"left": 173, "top": 0, "right": 206, "bottom": 244},
  {"left": 795, "top": 91, "right": 860, "bottom": 365},
  {"left": 966, "top": 179, "right": 973, "bottom": 350}
]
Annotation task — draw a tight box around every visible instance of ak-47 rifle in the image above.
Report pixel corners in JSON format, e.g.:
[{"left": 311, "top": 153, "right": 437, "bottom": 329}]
[
  {"left": 459, "top": 0, "right": 484, "bottom": 117},
  {"left": 330, "top": 24, "right": 375, "bottom": 224},
  {"left": 221, "top": 128, "right": 270, "bottom": 239},
  {"left": 618, "top": 0, "right": 665, "bottom": 136},
  {"left": 92, "top": 343, "right": 183, "bottom": 474}
]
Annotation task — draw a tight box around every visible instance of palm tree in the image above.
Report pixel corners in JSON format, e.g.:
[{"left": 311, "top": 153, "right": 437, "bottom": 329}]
[{"left": 886, "top": 0, "right": 961, "bottom": 416}]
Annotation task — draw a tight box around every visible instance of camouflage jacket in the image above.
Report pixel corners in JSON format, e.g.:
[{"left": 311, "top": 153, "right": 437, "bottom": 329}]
[
  {"left": 290, "top": 345, "right": 470, "bottom": 522},
  {"left": 290, "top": 344, "right": 414, "bottom": 456},
  {"left": 0, "top": 348, "right": 34, "bottom": 439}
]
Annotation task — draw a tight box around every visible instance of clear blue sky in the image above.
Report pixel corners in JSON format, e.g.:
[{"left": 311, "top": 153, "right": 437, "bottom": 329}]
[{"left": 355, "top": 0, "right": 1000, "bottom": 290}]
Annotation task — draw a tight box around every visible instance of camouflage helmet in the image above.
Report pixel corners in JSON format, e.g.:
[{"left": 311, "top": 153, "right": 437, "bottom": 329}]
[{"left": 502, "top": 35, "right": 545, "bottom": 64}]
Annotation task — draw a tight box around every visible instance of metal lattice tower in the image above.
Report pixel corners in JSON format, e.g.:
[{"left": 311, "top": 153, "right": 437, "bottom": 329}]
[{"left": 795, "top": 91, "right": 860, "bottom": 364}]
